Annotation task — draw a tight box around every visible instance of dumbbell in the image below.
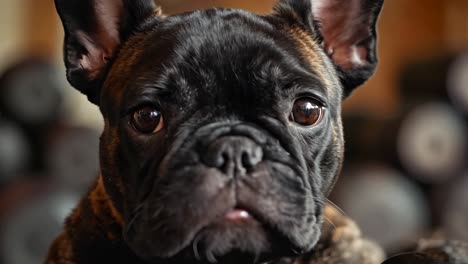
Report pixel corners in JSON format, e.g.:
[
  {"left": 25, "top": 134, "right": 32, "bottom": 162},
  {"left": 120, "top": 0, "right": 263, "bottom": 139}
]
[
  {"left": 46, "top": 126, "right": 100, "bottom": 191},
  {"left": 343, "top": 102, "right": 467, "bottom": 184},
  {"left": 397, "top": 102, "right": 467, "bottom": 183},
  {"left": 0, "top": 120, "right": 30, "bottom": 186},
  {"left": 0, "top": 58, "right": 64, "bottom": 127},
  {"left": 332, "top": 164, "right": 430, "bottom": 253},
  {"left": 383, "top": 240, "right": 468, "bottom": 264},
  {"left": 382, "top": 252, "right": 440, "bottom": 264}
]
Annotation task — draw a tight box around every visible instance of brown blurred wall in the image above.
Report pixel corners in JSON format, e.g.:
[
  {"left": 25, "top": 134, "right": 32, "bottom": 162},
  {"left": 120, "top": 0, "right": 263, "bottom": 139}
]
[
  {"left": 8, "top": 0, "right": 468, "bottom": 121},
  {"left": 23, "top": 0, "right": 60, "bottom": 58}
]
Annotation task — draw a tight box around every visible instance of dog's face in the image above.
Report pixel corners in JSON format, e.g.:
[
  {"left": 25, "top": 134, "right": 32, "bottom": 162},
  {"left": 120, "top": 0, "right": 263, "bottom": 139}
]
[{"left": 56, "top": 0, "right": 383, "bottom": 263}]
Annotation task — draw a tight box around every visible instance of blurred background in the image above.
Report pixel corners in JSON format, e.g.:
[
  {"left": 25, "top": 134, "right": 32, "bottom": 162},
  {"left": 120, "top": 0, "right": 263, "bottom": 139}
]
[{"left": 0, "top": 0, "right": 467, "bottom": 263}]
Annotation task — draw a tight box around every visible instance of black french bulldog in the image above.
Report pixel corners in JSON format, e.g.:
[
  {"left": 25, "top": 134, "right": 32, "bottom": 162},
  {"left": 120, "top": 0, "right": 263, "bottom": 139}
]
[{"left": 47, "top": 0, "right": 385, "bottom": 263}]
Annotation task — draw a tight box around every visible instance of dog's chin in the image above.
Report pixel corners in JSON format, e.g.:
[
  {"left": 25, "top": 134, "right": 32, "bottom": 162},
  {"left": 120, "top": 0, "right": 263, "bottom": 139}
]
[
  {"left": 134, "top": 211, "right": 297, "bottom": 264},
  {"left": 127, "top": 159, "right": 321, "bottom": 263},
  {"left": 185, "top": 216, "right": 275, "bottom": 263}
]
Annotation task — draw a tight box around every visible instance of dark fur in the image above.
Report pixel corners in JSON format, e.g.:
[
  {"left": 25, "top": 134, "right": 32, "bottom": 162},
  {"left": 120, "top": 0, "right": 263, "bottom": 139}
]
[{"left": 48, "top": 0, "right": 384, "bottom": 263}]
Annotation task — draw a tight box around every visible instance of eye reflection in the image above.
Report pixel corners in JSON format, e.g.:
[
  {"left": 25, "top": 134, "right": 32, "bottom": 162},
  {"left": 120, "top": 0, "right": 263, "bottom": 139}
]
[
  {"left": 130, "top": 106, "right": 164, "bottom": 134},
  {"left": 290, "top": 98, "right": 324, "bottom": 127}
]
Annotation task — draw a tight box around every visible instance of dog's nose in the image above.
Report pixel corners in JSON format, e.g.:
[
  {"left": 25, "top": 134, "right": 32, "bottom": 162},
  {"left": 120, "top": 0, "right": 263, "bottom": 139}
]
[{"left": 203, "top": 136, "right": 263, "bottom": 176}]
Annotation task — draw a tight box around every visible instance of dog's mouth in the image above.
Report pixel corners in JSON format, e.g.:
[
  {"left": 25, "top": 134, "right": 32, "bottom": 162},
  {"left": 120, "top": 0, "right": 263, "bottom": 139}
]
[
  {"left": 180, "top": 195, "right": 306, "bottom": 263},
  {"left": 184, "top": 205, "right": 280, "bottom": 263},
  {"left": 223, "top": 207, "right": 253, "bottom": 221},
  {"left": 221, "top": 200, "right": 270, "bottom": 224},
  {"left": 195, "top": 201, "right": 269, "bottom": 238},
  {"left": 126, "top": 156, "right": 319, "bottom": 263}
]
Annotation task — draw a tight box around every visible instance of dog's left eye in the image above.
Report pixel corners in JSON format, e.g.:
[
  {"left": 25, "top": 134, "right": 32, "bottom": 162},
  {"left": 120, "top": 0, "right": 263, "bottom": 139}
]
[
  {"left": 290, "top": 98, "right": 324, "bottom": 127},
  {"left": 130, "top": 106, "right": 164, "bottom": 134}
]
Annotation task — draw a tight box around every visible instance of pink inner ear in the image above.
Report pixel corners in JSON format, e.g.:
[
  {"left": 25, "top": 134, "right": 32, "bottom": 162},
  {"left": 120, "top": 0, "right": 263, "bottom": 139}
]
[
  {"left": 76, "top": 0, "right": 123, "bottom": 81},
  {"left": 328, "top": 39, "right": 370, "bottom": 70},
  {"left": 313, "top": 0, "right": 372, "bottom": 69},
  {"left": 77, "top": 30, "right": 118, "bottom": 80},
  {"left": 94, "top": 0, "right": 123, "bottom": 46}
]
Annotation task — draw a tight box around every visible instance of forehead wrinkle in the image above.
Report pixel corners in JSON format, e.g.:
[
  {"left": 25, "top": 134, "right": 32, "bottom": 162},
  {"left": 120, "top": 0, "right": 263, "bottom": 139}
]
[
  {"left": 152, "top": 28, "right": 328, "bottom": 107},
  {"left": 283, "top": 65, "right": 328, "bottom": 93},
  {"left": 174, "top": 25, "right": 275, "bottom": 63},
  {"left": 253, "top": 49, "right": 327, "bottom": 95},
  {"left": 146, "top": 63, "right": 186, "bottom": 91},
  {"left": 245, "top": 46, "right": 321, "bottom": 96},
  {"left": 116, "top": 10, "right": 335, "bottom": 112}
]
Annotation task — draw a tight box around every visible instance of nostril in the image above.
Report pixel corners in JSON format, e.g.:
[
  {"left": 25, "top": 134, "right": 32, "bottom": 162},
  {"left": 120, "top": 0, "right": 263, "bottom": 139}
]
[
  {"left": 220, "top": 152, "right": 230, "bottom": 171},
  {"left": 241, "top": 152, "right": 252, "bottom": 168},
  {"left": 203, "top": 148, "right": 227, "bottom": 168},
  {"left": 203, "top": 136, "right": 263, "bottom": 176},
  {"left": 241, "top": 147, "right": 263, "bottom": 170}
]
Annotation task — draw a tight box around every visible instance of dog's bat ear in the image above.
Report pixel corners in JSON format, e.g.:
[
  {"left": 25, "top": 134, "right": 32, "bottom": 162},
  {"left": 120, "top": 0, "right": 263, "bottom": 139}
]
[
  {"left": 274, "top": 0, "right": 384, "bottom": 97},
  {"left": 55, "top": 0, "right": 160, "bottom": 104}
]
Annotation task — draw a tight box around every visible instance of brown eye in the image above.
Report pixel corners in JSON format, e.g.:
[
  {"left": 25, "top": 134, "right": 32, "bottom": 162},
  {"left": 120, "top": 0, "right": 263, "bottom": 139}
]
[
  {"left": 290, "top": 98, "right": 324, "bottom": 126},
  {"left": 130, "top": 106, "right": 164, "bottom": 134}
]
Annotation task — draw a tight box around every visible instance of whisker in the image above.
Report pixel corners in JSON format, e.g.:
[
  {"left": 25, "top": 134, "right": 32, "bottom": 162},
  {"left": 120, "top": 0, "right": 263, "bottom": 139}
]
[
  {"left": 192, "top": 233, "right": 203, "bottom": 261},
  {"left": 125, "top": 204, "right": 144, "bottom": 234},
  {"left": 206, "top": 249, "right": 217, "bottom": 264},
  {"left": 128, "top": 202, "right": 145, "bottom": 217},
  {"left": 326, "top": 198, "right": 348, "bottom": 217},
  {"left": 323, "top": 215, "right": 337, "bottom": 230}
]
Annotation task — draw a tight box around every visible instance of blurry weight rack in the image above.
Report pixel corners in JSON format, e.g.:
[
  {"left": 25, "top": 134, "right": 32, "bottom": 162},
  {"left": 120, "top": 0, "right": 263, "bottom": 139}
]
[
  {"left": 0, "top": 57, "right": 100, "bottom": 264},
  {"left": 331, "top": 50, "right": 468, "bottom": 255}
]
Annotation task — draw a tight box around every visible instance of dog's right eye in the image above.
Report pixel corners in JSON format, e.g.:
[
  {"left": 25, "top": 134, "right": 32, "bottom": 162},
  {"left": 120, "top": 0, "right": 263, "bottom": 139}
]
[
  {"left": 130, "top": 106, "right": 164, "bottom": 134},
  {"left": 289, "top": 98, "right": 324, "bottom": 127}
]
